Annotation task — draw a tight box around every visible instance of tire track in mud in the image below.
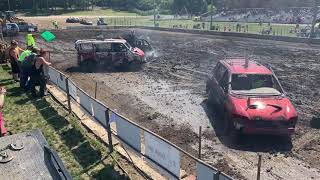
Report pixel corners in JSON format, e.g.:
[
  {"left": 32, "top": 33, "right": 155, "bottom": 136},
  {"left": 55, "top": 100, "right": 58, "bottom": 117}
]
[{"left": 21, "top": 29, "right": 320, "bottom": 179}]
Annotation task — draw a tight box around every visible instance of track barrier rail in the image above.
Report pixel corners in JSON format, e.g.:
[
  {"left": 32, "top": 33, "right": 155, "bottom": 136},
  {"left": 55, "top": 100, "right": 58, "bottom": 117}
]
[{"left": 47, "top": 66, "right": 235, "bottom": 180}]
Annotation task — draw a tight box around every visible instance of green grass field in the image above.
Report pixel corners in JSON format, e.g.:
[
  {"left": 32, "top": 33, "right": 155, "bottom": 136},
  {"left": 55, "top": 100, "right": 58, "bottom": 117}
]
[{"left": 0, "top": 64, "right": 128, "bottom": 179}]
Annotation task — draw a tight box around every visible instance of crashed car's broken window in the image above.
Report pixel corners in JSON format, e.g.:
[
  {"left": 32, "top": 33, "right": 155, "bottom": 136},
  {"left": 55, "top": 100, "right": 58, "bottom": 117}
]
[
  {"left": 95, "top": 43, "right": 112, "bottom": 52},
  {"left": 113, "top": 43, "right": 127, "bottom": 52},
  {"left": 80, "top": 43, "right": 93, "bottom": 51}
]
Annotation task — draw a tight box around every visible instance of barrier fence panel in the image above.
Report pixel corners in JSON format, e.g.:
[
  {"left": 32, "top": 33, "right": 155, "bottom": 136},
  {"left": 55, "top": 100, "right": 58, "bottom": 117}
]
[
  {"left": 48, "top": 67, "right": 59, "bottom": 85},
  {"left": 113, "top": 112, "right": 141, "bottom": 153},
  {"left": 57, "top": 73, "right": 67, "bottom": 92},
  {"left": 196, "top": 162, "right": 219, "bottom": 180},
  {"left": 67, "top": 79, "right": 78, "bottom": 101},
  {"left": 46, "top": 66, "right": 234, "bottom": 180},
  {"left": 219, "top": 173, "right": 233, "bottom": 180},
  {"left": 78, "top": 90, "right": 93, "bottom": 115},
  {"left": 91, "top": 100, "right": 107, "bottom": 128},
  {"left": 144, "top": 131, "right": 180, "bottom": 179},
  {"left": 48, "top": 67, "right": 67, "bottom": 92}
]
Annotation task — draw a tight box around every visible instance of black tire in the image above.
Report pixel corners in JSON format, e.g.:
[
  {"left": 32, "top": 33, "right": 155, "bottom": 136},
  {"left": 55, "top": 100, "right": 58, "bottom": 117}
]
[
  {"left": 223, "top": 112, "right": 242, "bottom": 143},
  {"left": 120, "top": 59, "right": 130, "bottom": 69},
  {"left": 77, "top": 55, "right": 82, "bottom": 66},
  {"left": 223, "top": 112, "right": 232, "bottom": 135},
  {"left": 207, "top": 89, "right": 216, "bottom": 107}
]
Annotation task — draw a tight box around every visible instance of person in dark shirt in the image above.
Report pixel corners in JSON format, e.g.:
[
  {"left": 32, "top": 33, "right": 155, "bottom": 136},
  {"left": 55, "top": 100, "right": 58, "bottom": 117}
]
[
  {"left": 9, "top": 40, "right": 20, "bottom": 81},
  {"left": 20, "top": 47, "right": 40, "bottom": 91},
  {"left": 29, "top": 49, "right": 51, "bottom": 98}
]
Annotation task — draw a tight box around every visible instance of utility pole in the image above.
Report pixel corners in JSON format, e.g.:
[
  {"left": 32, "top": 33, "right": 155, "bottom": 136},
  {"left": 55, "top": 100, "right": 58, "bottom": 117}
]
[
  {"left": 210, "top": 0, "right": 213, "bottom": 30},
  {"left": 311, "top": 0, "right": 320, "bottom": 38},
  {"left": 7, "top": 0, "right": 10, "bottom": 11}
]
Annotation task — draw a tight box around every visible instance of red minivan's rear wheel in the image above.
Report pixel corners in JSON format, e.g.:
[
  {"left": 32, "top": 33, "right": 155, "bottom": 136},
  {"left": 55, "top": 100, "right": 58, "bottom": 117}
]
[{"left": 223, "top": 112, "right": 232, "bottom": 135}]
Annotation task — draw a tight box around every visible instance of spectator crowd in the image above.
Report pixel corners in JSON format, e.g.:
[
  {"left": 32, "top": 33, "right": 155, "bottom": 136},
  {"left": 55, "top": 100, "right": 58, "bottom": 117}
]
[
  {"left": 8, "top": 40, "right": 51, "bottom": 97},
  {"left": 208, "top": 8, "right": 314, "bottom": 24},
  {"left": 1, "top": 37, "right": 52, "bottom": 137}
]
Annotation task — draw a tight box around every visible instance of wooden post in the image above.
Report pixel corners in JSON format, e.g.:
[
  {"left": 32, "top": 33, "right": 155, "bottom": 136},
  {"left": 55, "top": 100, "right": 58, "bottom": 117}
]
[
  {"left": 214, "top": 171, "right": 220, "bottom": 180},
  {"left": 65, "top": 78, "right": 72, "bottom": 114},
  {"left": 198, "top": 126, "right": 202, "bottom": 159},
  {"left": 310, "top": 0, "right": 320, "bottom": 38},
  {"left": 0, "top": 24, "right": 3, "bottom": 41},
  {"left": 257, "top": 154, "right": 262, "bottom": 180},
  {"left": 94, "top": 81, "right": 98, "bottom": 99},
  {"left": 105, "top": 109, "right": 113, "bottom": 153}
]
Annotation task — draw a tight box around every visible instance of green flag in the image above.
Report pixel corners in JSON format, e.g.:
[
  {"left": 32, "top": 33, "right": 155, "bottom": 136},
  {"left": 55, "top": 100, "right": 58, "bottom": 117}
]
[{"left": 41, "top": 31, "right": 56, "bottom": 42}]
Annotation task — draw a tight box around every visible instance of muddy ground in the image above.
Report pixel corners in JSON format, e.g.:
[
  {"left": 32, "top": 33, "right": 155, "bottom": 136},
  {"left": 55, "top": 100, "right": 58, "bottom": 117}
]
[{"left": 14, "top": 28, "right": 320, "bottom": 180}]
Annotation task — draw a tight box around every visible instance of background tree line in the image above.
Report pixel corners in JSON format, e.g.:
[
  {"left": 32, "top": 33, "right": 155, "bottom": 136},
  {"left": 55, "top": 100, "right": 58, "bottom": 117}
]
[{"left": 0, "top": 0, "right": 316, "bottom": 15}]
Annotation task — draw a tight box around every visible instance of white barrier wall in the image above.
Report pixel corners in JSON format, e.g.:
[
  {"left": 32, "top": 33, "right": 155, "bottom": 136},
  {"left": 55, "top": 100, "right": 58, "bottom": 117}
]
[
  {"left": 48, "top": 68, "right": 59, "bottom": 85},
  {"left": 114, "top": 113, "right": 141, "bottom": 152},
  {"left": 144, "top": 131, "right": 180, "bottom": 178},
  {"left": 197, "top": 162, "right": 218, "bottom": 180},
  {"left": 79, "top": 90, "right": 93, "bottom": 115},
  {"left": 92, "top": 100, "right": 107, "bottom": 127},
  {"left": 57, "top": 74, "right": 67, "bottom": 91},
  {"left": 68, "top": 80, "right": 78, "bottom": 100},
  {"left": 220, "top": 174, "right": 233, "bottom": 180},
  {"left": 47, "top": 66, "right": 234, "bottom": 180}
]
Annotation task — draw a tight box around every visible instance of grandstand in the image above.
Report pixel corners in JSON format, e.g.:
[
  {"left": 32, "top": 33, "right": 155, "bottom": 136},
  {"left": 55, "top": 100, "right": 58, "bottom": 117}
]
[{"left": 203, "top": 7, "right": 315, "bottom": 24}]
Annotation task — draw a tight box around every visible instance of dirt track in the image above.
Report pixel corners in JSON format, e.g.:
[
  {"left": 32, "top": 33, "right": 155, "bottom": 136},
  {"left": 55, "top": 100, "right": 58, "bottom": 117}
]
[{"left": 15, "top": 28, "right": 320, "bottom": 179}]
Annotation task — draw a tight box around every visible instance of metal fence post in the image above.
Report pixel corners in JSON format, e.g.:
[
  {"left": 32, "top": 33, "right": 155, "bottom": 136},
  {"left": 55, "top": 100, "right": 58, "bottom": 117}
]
[
  {"left": 65, "top": 78, "right": 72, "bottom": 114},
  {"left": 257, "top": 154, "right": 262, "bottom": 180},
  {"left": 105, "top": 109, "right": 114, "bottom": 152},
  {"left": 198, "top": 126, "right": 202, "bottom": 159},
  {"left": 94, "top": 81, "right": 98, "bottom": 99},
  {"left": 214, "top": 171, "right": 220, "bottom": 180}
]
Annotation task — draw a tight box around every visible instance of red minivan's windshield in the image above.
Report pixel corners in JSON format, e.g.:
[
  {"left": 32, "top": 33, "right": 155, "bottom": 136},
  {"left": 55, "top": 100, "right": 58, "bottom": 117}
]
[{"left": 231, "top": 74, "right": 283, "bottom": 95}]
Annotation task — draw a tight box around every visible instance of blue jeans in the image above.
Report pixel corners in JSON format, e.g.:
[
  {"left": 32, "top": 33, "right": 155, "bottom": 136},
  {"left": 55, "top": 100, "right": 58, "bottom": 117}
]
[
  {"left": 20, "top": 68, "right": 32, "bottom": 91},
  {"left": 30, "top": 75, "right": 46, "bottom": 97}
]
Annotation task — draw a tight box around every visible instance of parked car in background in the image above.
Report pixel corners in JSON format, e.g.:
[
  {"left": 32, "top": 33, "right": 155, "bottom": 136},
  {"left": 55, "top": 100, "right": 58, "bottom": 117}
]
[
  {"left": 66, "top": 17, "right": 80, "bottom": 23},
  {"left": 206, "top": 58, "right": 298, "bottom": 137},
  {"left": 80, "top": 19, "right": 93, "bottom": 25},
  {"left": 2, "top": 23, "right": 19, "bottom": 36},
  {"left": 17, "top": 22, "right": 38, "bottom": 32},
  {"left": 97, "top": 18, "right": 107, "bottom": 25}
]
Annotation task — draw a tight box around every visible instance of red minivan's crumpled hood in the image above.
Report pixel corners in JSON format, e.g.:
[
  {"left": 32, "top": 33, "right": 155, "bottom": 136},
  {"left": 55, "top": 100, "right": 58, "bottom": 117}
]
[
  {"left": 229, "top": 96, "right": 297, "bottom": 121},
  {"left": 133, "top": 47, "right": 145, "bottom": 57}
]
